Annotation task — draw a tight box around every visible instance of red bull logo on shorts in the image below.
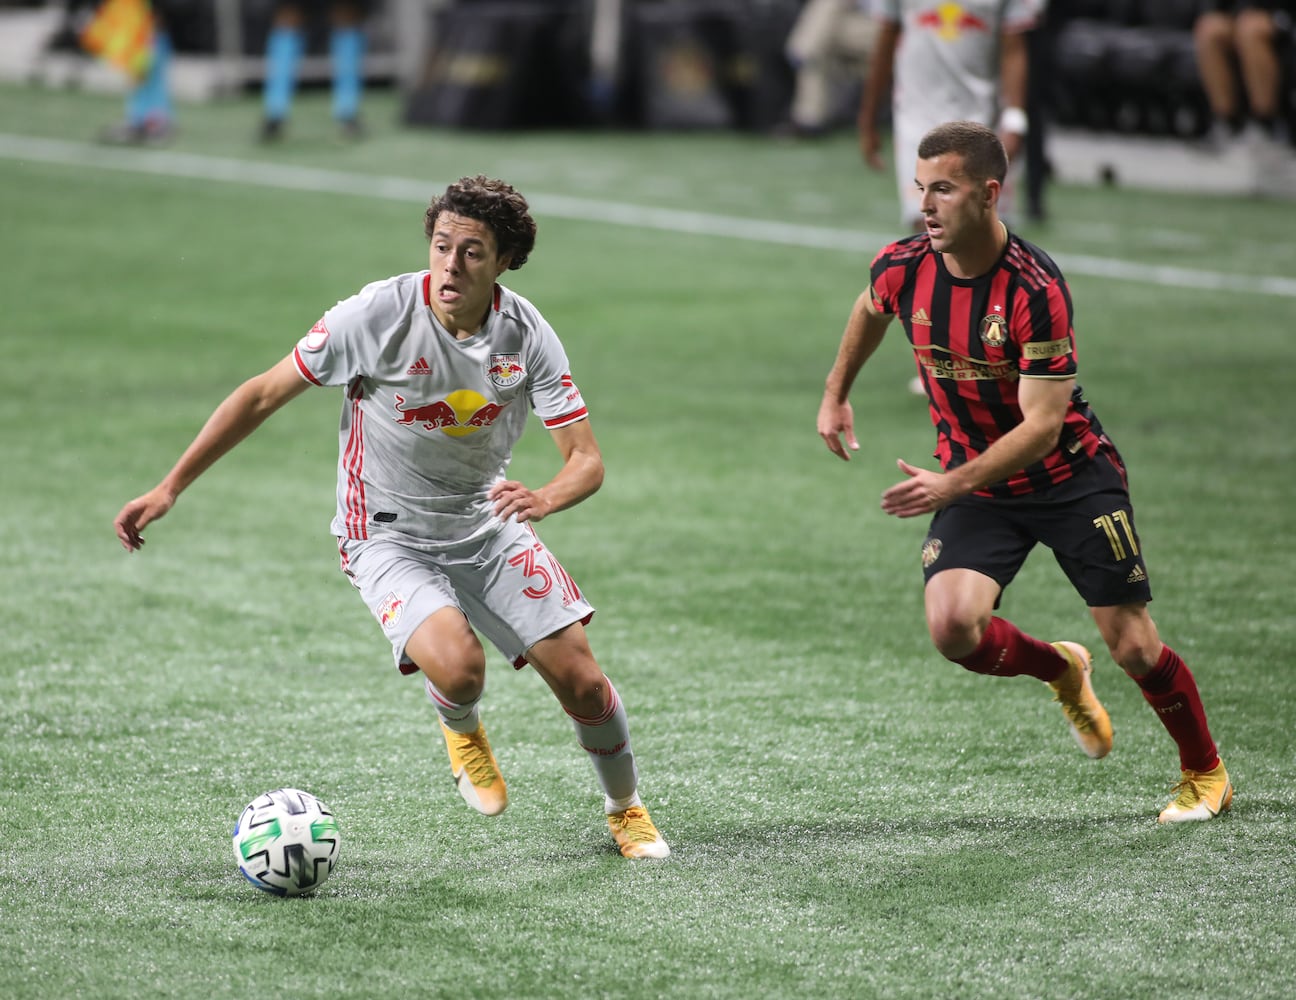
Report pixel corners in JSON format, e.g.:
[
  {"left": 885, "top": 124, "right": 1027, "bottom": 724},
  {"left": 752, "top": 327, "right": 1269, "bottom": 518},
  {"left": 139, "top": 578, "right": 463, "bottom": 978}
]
[
  {"left": 378, "top": 591, "right": 404, "bottom": 630},
  {"left": 393, "top": 389, "right": 509, "bottom": 437}
]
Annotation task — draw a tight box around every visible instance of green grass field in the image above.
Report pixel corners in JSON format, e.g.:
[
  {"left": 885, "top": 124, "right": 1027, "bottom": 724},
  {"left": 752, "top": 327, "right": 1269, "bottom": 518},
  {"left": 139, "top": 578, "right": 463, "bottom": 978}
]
[{"left": 1, "top": 83, "right": 1294, "bottom": 999}]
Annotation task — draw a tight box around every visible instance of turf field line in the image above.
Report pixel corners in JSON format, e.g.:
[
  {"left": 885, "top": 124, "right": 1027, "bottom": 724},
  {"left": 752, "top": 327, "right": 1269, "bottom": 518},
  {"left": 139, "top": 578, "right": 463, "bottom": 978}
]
[{"left": 4, "top": 131, "right": 1295, "bottom": 300}]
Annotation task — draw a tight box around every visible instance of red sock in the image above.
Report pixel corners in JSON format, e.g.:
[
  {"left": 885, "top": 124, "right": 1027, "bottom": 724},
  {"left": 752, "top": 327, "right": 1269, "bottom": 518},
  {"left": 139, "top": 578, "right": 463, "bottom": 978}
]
[
  {"left": 952, "top": 617, "right": 1066, "bottom": 682},
  {"left": 1135, "top": 646, "right": 1219, "bottom": 772}
]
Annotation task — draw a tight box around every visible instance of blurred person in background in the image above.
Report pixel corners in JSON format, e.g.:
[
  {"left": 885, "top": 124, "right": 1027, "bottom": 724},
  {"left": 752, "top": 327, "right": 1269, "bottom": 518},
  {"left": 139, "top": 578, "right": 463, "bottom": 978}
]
[
  {"left": 779, "top": 0, "right": 878, "bottom": 137},
  {"left": 1193, "top": 1, "right": 1295, "bottom": 193},
  {"left": 258, "top": 0, "right": 369, "bottom": 141},
  {"left": 78, "top": 0, "right": 176, "bottom": 144},
  {"left": 855, "top": 0, "right": 1041, "bottom": 394},
  {"left": 857, "top": 0, "right": 1040, "bottom": 230},
  {"left": 1023, "top": 2, "right": 1056, "bottom": 222}
]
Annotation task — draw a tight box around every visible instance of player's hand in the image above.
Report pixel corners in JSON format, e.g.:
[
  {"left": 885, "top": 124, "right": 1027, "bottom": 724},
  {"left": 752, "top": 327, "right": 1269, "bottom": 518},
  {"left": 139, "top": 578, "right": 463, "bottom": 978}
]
[
  {"left": 860, "top": 127, "right": 885, "bottom": 171},
  {"left": 113, "top": 486, "right": 177, "bottom": 551},
  {"left": 489, "top": 480, "right": 551, "bottom": 523},
  {"left": 880, "top": 459, "right": 951, "bottom": 518},
  {"left": 817, "top": 398, "right": 860, "bottom": 461}
]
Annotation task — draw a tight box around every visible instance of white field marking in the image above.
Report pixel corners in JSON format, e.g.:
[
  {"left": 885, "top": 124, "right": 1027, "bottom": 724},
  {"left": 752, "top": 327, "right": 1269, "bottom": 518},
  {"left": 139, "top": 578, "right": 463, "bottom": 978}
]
[
  {"left": 4, "top": 132, "right": 1296, "bottom": 299},
  {"left": 1059, "top": 220, "right": 1209, "bottom": 251}
]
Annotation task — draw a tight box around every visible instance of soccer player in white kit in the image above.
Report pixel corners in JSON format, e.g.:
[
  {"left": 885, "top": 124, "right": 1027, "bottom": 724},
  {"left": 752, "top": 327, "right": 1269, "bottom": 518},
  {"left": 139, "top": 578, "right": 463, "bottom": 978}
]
[
  {"left": 857, "top": 0, "right": 1039, "bottom": 229},
  {"left": 113, "top": 176, "right": 670, "bottom": 859}
]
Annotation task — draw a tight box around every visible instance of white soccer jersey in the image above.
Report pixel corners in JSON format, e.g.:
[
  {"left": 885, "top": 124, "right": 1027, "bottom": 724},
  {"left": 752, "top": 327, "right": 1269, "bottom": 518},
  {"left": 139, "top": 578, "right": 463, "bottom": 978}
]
[
  {"left": 880, "top": 0, "right": 1037, "bottom": 126},
  {"left": 292, "top": 272, "right": 588, "bottom": 548},
  {"left": 877, "top": 0, "right": 1038, "bottom": 223}
]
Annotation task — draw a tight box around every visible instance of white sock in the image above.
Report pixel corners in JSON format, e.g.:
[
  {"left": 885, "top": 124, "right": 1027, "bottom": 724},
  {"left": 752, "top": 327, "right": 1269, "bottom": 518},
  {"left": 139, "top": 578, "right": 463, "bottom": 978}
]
[
  {"left": 567, "top": 678, "right": 640, "bottom": 810},
  {"left": 425, "top": 676, "right": 481, "bottom": 734}
]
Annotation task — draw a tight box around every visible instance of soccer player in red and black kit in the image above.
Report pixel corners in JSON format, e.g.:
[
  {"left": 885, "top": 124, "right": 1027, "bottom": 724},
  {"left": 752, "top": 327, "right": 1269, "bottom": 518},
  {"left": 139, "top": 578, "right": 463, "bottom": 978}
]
[{"left": 817, "top": 120, "right": 1231, "bottom": 823}]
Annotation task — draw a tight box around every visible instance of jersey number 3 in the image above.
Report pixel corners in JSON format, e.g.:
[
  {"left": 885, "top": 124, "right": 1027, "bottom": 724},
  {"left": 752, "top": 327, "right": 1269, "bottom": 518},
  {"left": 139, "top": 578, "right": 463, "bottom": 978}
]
[{"left": 508, "top": 542, "right": 579, "bottom": 604}]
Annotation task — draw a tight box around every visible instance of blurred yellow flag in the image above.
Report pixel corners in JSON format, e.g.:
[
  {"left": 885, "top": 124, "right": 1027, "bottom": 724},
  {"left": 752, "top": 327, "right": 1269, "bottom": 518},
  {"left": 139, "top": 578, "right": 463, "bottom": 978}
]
[{"left": 81, "top": 0, "right": 156, "bottom": 80}]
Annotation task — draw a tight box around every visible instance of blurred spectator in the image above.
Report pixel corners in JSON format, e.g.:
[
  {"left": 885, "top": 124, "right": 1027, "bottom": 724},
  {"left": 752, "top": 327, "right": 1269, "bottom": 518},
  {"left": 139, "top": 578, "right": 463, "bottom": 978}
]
[
  {"left": 1194, "top": 1, "right": 1296, "bottom": 194},
  {"left": 258, "top": 1, "right": 369, "bottom": 141},
  {"left": 1023, "top": 3, "right": 1056, "bottom": 221},
  {"left": 856, "top": 0, "right": 1040, "bottom": 230},
  {"left": 79, "top": 0, "right": 175, "bottom": 144},
  {"left": 779, "top": 0, "right": 878, "bottom": 137},
  {"left": 1193, "top": 1, "right": 1292, "bottom": 146}
]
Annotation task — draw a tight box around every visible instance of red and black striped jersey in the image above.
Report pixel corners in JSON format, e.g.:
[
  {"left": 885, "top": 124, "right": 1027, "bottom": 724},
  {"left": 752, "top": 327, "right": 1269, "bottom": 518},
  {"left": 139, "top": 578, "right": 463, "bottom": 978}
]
[{"left": 869, "top": 231, "right": 1108, "bottom": 497}]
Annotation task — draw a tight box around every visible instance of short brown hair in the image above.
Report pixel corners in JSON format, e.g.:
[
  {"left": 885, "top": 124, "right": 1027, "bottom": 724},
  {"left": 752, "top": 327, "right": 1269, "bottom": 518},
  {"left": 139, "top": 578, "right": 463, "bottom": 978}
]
[
  {"left": 424, "top": 175, "right": 537, "bottom": 270},
  {"left": 916, "top": 121, "right": 1008, "bottom": 184}
]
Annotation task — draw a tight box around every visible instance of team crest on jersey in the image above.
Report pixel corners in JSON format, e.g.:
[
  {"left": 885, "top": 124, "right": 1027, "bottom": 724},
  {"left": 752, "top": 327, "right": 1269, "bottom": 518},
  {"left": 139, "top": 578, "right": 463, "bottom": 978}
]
[
  {"left": 979, "top": 312, "right": 1008, "bottom": 348},
  {"left": 377, "top": 592, "right": 404, "bottom": 630},
  {"left": 921, "top": 537, "right": 943, "bottom": 569},
  {"left": 303, "top": 318, "right": 329, "bottom": 351},
  {"left": 486, "top": 354, "right": 524, "bottom": 388}
]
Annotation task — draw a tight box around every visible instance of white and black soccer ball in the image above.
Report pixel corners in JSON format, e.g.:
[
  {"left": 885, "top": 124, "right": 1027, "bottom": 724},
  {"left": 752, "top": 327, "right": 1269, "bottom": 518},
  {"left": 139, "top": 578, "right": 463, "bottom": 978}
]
[{"left": 232, "top": 788, "right": 341, "bottom": 896}]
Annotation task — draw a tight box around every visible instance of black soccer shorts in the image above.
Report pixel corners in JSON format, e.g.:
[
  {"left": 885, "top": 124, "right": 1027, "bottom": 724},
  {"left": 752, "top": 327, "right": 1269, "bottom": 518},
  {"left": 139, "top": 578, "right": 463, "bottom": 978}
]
[{"left": 919, "top": 453, "right": 1155, "bottom": 608}]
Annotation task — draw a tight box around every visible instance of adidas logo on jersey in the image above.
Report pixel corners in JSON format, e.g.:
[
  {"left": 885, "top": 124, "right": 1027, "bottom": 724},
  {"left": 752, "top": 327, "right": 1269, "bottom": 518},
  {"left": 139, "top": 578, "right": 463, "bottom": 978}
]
[
  {"left": 911, "top": 308, "right": 932, "bottom": 326},
  {"left": 1127, "top": 564, "right": 1148, "bottom": 584},
  {"left": 406, "top": 357, "right": 432, "bottom": 375}
]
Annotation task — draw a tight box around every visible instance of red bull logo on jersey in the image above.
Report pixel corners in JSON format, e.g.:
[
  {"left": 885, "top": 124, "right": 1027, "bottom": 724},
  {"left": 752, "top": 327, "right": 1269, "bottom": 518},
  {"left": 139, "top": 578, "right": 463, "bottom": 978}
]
[
  {"left": 486, "top": 353, "right": 524, "bottom": 388},
  {"left": 378, "top": 591, "right": 404, "bottom": 630},
  {"left": 393, "top": 389, "right": 509, "bottom": 437},
  {"left": 916, "top": 3, "right": 989, "bottom": 40}
]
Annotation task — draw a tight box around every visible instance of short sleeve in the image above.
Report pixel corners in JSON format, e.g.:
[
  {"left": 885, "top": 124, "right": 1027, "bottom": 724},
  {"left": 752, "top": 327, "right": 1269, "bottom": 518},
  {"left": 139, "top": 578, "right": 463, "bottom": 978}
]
[
  {"left": 869, "top": 245, "right": 899, "bottom": 316},
  {"left": 1016, "top": 279, "right": 1077, "bottom": 379},
  {"left": 525, "top": 321, "right": 588, "bottom": 429},
  {"left": 291, "top": 281, "right": 391, "bottom": 387}
]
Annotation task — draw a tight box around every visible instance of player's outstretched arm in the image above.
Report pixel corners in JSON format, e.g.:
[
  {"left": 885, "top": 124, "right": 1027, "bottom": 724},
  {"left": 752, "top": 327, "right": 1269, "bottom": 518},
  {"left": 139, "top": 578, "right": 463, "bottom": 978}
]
[
  {"left": 879, "top": 377, "right": 1074, "bottom": 518},
  {"left": 113, "top": 355, "right": 311, "bottom": 551},
  {"left": 114, "top": 487, "right": 179, "bottom": 551},
  {"left": 819, "top": 289, "right": 891, "bottom": 460},
  {"left": 880, "top": 459, "right": 953, "bottom": 518},
  {"left": 489, "top": 418, "right": 604, "bottom": 524},
  {"left": 817, "top": 396, "right": 859, "bottom": 461}
]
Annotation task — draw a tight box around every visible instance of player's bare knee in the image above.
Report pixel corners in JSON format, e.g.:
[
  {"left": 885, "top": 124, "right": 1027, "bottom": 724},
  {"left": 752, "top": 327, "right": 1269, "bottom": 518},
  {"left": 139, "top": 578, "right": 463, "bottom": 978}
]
[
  {"left": 1094, "top": 607, "right": 1161, "bottom": 677},
  {"left": 535, "top": 655, "right": 600, "bottom": 713},
  {"left": 928, "top": 617, "right": 982, "bottom": 661},
  {"left": 566, "top": 672, "right": 610, "bottom": 718},
  {"left": 433, "top": 658, "right": 486, "bottom": 704},
  {"left": 1108, "top": 637, "right": 1159, "bottom": 679},
  {"left": 411, "top": 639, "right": 486, "bottom": 704},
  {"left": 533, "top": 650, "right": 607, "bottom": 717}
]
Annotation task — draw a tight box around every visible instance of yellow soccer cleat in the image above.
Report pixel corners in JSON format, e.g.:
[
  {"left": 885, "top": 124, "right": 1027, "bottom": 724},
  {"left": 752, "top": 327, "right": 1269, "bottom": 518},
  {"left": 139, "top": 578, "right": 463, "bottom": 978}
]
[
  {"left": 1158, "top": 761, "right": 1233, "bottom": 824},
  {"left": 607, "top": 805, "right": 670, "bottom": 859},
  {"left": 1048, "top": 641, "right": 1114, "bottom": 759},
  {"left": 440, "top": 720, "right": 508, "bottom": 816}
]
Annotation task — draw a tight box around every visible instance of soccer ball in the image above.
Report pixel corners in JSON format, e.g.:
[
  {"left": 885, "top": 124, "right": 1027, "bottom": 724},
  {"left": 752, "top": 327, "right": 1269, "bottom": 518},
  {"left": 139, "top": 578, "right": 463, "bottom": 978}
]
[{"left": 232, "top": 788, "right": 341, "bottom": 896}]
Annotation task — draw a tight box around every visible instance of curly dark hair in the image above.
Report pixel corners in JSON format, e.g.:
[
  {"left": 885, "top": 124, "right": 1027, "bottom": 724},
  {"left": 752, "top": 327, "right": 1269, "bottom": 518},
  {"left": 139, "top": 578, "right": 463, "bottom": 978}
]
[
  {"left": 917, "top": 121, "right": 1008, "bottom": 183},
  {"left": 423, "top": 175, "right": 537, "bottom": 270}
]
